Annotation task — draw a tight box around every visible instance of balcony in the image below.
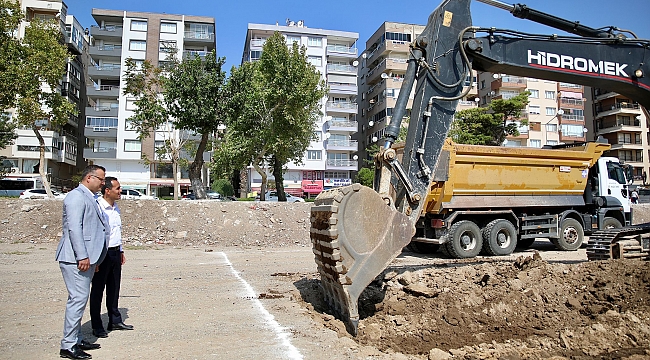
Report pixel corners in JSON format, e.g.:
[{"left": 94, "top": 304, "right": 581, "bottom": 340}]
[
  {"left": 596, "top": 102, "right": 642, "bottom": 118},
  {"left": 326, "top": 101, "right": 357, "bottom": 114},
  {"left": 457, "top": 100, "right": 479, "bottom": 109},
  {"left": 328, "top": 83, "right": 357, "bottom": 95},
  {"left": 559, "top": 133, "right": 586, "bottom": 142},
  {"left": 491, "top": 76, "right": 527, "bottom": 90},
  {"left": 184, "top": 31, "right": 215, "bottom": 44},
  {"left": 611, "top": 142, "right": 644, "bottom": 151},
  {"left": 88, "top": 65, "right": 121, "bottom": 79},
  {"left": 87, "top": 85, "right": 119, "bottom": 99},
  {"left": 594, "top": 89, "right": 618, "bottom": 101},
  {"left": 367, "top": 58, "right": 408, "bottom": 84},
  {"left": 83, "top": 147, "right": 117, "bottom": 159},
  {"left": 89, "top": 45, "right": 122, "bottom": 59},
  {"left": 84, "top": 126, "right": 118, "bottom": 139},
  {"left": 559, "top": 114, "right": 585, "bottom": 121},
  {"left": 90, "top": 25, "right": 123, "bottom": 39},
  {"left": 249, "top": 39, "right": 265, "bottom": 48},
  {"left": 559, "top": 97, "right": 584, "bottom": 108},
  {"left": 365, "top": 40, "right": 409, "bottom": 62},
  {"left": 327, "top": 120, "right": 357, "bottom": 132},
  {"left": 325, "top": 159, "right": 358, "bottom": 171},
  {"left": 558, "top": 82, "right": 583, "bottom": 92},
  {"left": 596, "top": 118, "right": 642, "bottom": 135},
  {"left": 183, "top": 50, "right": 207, "bottom": 59},
  {"left": 326, "top": 139, "right": 358, "bottom": 151},
  {"left": 327, "top": 64, "right": 356, "bottom": 75},
  {"left": 326, "top": 45, "right": 358, "bottom": 58},
  {"left": 86, "top": 106, "right": 118, "bottom": 118}
]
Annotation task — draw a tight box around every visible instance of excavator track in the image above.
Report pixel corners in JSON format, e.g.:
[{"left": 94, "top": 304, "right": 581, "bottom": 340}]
[
  {"left": 310, "top": 184, "right": 414, "bottom": 335},
  {"left": 586, "top": 223, "right": 650, "bottom": 261}
]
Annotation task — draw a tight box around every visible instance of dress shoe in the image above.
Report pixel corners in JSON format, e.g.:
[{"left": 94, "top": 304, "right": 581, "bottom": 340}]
[
  {"left": 59, "top": 345, "right": 92, "bottom": 359},
  {"left": 92, "top": 328, "right": 108, "bottom": 338},
  {"left": 108, "top": 322, "right": 134, "bottom": 331},
  {"left": 78, "top": 340, "right": 100, "bottom": 350}
]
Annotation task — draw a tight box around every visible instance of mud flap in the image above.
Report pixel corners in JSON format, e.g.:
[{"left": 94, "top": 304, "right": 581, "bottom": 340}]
[{"left": 310, "top": 184, "right": 415, "bottom": 335}]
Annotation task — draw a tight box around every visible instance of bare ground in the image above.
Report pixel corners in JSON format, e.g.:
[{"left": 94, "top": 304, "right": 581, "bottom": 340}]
[{"left": 1, "top": 198, "right": 650, "bottom": 359}]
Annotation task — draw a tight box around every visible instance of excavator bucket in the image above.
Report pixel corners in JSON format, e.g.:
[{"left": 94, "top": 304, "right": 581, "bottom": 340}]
[{"left": 310, "top": 184, "right": 415, "bottom": 335}]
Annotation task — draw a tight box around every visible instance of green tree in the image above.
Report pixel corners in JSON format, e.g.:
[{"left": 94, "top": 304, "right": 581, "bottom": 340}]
[
  {"left": 0, "top": 3, "right": 74, "bottom": 197},
  {"left": 123, "top": 50, "right": 227, "bottom": 200},
  {"left": 355, "top": 167, "right": 374, "bottom": 188},
  {"left": 211, "top": 178, "right": 234, "bottom": 197},
  {"left": 450, "top": 92, "right": 530, "bottom": 146},
  {"left": 219, "top": 32, "right": 327, "bottom": 201}
]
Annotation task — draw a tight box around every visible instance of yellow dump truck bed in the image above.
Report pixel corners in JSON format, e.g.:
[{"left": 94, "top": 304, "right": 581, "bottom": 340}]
[{"left": 424, "top": 139, "right": 611, "bottom": 213}]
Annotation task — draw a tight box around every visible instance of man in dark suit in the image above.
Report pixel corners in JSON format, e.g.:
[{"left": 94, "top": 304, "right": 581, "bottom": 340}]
[
  {"left": 55, "top": 165, "right": 109, "bottom": 359},
  {"left": 90, "top": 176, "right": 134, "bottom": 338}
]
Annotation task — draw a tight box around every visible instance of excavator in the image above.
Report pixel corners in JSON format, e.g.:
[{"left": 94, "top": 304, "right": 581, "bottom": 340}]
[{"left": 310, "top": 0, "right": 650, "bottom": 335}]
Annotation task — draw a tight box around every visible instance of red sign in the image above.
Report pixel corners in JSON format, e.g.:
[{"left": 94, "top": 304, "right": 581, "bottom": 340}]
[{"left": 301, "top": 180, "right": 323, "bottom": 193}]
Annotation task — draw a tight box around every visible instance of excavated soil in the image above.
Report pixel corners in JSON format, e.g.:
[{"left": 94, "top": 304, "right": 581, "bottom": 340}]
[{"left": 2, "top": 198, "right": 650, "bottom": 359}]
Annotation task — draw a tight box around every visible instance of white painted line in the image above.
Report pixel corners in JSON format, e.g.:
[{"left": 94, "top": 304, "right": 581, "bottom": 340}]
[{"left": 216, "top": 252, "right": 303, "bottom": 360}]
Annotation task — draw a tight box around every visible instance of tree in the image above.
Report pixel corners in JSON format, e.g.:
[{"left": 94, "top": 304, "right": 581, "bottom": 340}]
[
  {"left": 0, "top": 2, "right": 75, "bottom": 197},
  {"left": 220, "top": 32, "right": 327, "bottom": 201},
  {"left": 355, "top": 167, "right": 374, "bottom": 188},
  {"left": 123, "top": 51, "right": 227, "bottom": 200},
  {"left": 450, "top": 92, "right": 530, "bottom": 146},
  {"left": 0, "top": 116, "right": 17, "bottom": 177}
]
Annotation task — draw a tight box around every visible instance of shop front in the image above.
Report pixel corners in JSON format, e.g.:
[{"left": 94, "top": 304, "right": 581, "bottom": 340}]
[
  {"left": 301, "top": 180, "right": 324, "bottom": 199},
  {"left": 324, "top": 177, "right": 352, "bottom": 189},
  {"left": 150, "top": 179, "right": 192, "bottom": 198}
]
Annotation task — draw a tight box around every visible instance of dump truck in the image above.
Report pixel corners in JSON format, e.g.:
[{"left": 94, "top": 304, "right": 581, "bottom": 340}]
[{"left": 310, "top": 0, "right": 650, "bottom": 335}]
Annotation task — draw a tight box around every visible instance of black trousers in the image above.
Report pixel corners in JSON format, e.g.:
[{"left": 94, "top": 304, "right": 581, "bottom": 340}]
[{"left": 90, "top": 248, "right": 123, "bottom": 330}]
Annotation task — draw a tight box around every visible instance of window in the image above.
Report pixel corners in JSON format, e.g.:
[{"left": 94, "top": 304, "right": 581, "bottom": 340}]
[
  {"left": 285, "top": 35, "right": 300, "bottom": 45},
  {"left": 528, "top": 89, "right": 539, "bottom": 98},
  {"left": 545, "top": 90, "right": 555, "bottom": 99},
  {"left": 307, "top": 150, "right": 321, "bottom": 160},
  {"left": 159, "top": 40, "right": 177, "bottom": 53},
  {"left": 86, "top": 117, "right": 118, "bottom": 128},
  {"left": 125, "top": 120, "right": 136, "bottom": 131},
  {"left": 124, "top": 140, "right": 141, "bottom": 152},
  {"left": 125, "top": 99, "right": 137, "bottom": 111},
  {"left": 529, "top": 139, "right": 541, "bottom": 148},
  {"left": 131, "top": 20, "right": 147, "bottom": 31},
  {"left": 307, "top": 37, "right": 322, "bottom": 47},
  {"left": 546, "top": 107, "right": 556, "bottom": 116},
  {"left": 384, "top": 32, "right": 411, "bottom": 42},
  {"left": 546, "top": 123, "right": 557, "bottom": 132},
  {"left": 529, "top": 105, "right": 540, "bottom": 114},
  {"left": 250, "top": 50, "right": 262, "bottom": 60},
  {"left": 160, "top": 22, "right": 177, "bottom": 33},
  {"left": 129, "top": 40, "right": 146, "bottom": 51},
  {"left": 307, "top": 56, "right": 322, "bottom": 67},
  {"left": 561, "top": 124, "right": 585, "bottom": 137},
  {"left": 480, "top": 80, "right": 485, "bottom": 89}
]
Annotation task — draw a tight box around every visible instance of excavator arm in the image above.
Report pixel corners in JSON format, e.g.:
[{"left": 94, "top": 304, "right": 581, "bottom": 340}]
[{"left": 310, "top": 0, "right": 650, "bottom": 335}]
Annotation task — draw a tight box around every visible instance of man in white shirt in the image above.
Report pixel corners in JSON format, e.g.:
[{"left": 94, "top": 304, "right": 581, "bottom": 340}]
[{"left": 90, "top": 177, "right": 134, "bottom": 338}]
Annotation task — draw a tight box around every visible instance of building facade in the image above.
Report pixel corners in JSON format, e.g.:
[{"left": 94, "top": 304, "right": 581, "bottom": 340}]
[
  {"left": 1, "top": 0, "right": 87, "bottom": 190},
  {"left": 477, "top": 73, "right": 587, "bottom": 148},
  {"left": 86, "top": 9, "right": 215, "bottom": 197},
  {"left": 242, "top": 21, "right": 359, "bottom": 198},
  {"left": 589, "top": 89, "right": 649, "bottom": 185}
]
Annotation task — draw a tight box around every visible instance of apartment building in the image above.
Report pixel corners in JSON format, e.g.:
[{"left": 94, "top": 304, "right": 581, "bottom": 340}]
[
  {"left": 590, "top": 89, "right": 650, "bottom": 185},
  {"left": 477, "top": 73, "right": 587, "bottom": 147},
  {"left": 86, "top": 9, "right": 215, "bottom": 197},
  {"left": 241, "top": 21, "right": 359, "bottom": 198},
  {"left": 1, "top": 0, "right": 87, "bottom": 189}
]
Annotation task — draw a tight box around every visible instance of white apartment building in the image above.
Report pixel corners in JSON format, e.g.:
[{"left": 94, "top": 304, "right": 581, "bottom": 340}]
[
  {"left": 85, "top": 9, "right": 215, "bottom": 197},
  {"left": 1, "top": 0, "right": 86, "bottom": 190},
  {"left": 242, "top": 21, "right": 359, "bottom": 198}
]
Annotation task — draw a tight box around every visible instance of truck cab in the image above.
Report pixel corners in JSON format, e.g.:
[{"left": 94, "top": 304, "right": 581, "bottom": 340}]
[{"left": 592, "top": 157, "right": 632, "bottom": 224}]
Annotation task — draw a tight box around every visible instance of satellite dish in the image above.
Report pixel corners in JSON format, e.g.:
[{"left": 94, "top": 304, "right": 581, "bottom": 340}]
[
  {"left": 368, "top": 121, "right": 374, "bottom": 127},
  {"left": 380, "top": 73, "right": 389, "bottom": 79},
  {"left": 361, "top": 53, "right": 367, "bottom": 59},
  {"left": 352, "top": 60, "right": 359, "bottom": 67}
]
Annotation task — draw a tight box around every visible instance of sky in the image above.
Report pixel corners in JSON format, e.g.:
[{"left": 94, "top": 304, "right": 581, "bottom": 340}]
[{"left": 61, "top": 0, "right": 650, "bottom": 73}]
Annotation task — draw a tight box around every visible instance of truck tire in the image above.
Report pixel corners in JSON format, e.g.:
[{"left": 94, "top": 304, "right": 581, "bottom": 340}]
[
  {"left": 516, "top": 238, "right": 536, "bottom": 249},
  {"left": 602, "top": 217, "right": 622, "bottom": 229},
  {"left": 407, "top": 242, "right": 440, "bottom": 254},
  {"left": 482, "top": 219, "right": 517, "bottom": 256},
  {"left": 444, "top": 220, "right": 483, "bottom": 259},
  {"left": 553, "top": 218, "right": 584, "bottom": 251}
]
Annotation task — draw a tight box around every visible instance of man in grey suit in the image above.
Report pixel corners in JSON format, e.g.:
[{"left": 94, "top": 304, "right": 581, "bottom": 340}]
[{"left": 56, "top": 165, "right": 109, "bottom": 359}]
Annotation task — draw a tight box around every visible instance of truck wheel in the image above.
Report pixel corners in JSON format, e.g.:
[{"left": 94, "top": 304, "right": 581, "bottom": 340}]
[
  {"left": 602, "top": 217, "right": 622, "bottom": 229},
  {"left": 444, "top": 220, "right": 483, "bottom": 258},
  {"left": 553, "top": 218, "right": 584, "bottom": 251},
  {"left": 516, "top": 238, "right": 536, "bottom": 249},
  {"left": 482, "top": 219, "right": 517, "bottom": 256},
  {"left": 407, "top": 242, "right": 440, "bottom": 254}
]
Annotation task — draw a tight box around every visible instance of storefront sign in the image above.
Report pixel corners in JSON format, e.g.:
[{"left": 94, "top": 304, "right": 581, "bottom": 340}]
[
  {"left": 324, "top": 178, "right": 352, "bottom": 187},
  {"left": 301, "top": 180, "right": 324, "bottom": 193}
]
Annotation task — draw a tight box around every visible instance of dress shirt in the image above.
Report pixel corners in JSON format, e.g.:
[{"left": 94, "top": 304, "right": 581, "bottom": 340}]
[{"left": 97, "top": 197, "right": 123, "bottom": 250}]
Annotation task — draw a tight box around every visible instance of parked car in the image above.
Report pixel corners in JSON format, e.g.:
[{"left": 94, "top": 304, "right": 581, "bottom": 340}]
[
  {"left": 19, "top": 189, "right": 66, "bottom": 199},
  {"left": 120, "top": 189, "right": 157, "bottom": 200},
  {"left": 255, "top": 191, "right": 305, "bottom": 203},
  {"left": 182, "top": 191, "right": 223, "bottom": 200}
]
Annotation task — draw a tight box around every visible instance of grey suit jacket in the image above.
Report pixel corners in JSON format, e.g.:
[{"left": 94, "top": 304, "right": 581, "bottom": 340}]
[{"left": 55, "top": 185, "right": 108, "bottom": 265}]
